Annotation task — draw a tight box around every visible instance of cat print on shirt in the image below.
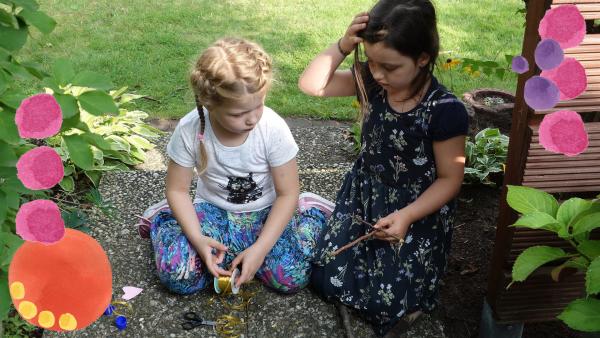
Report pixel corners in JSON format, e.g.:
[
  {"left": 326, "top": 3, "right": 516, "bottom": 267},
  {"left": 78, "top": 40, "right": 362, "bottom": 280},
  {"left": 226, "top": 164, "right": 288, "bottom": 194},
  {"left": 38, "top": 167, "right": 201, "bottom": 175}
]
[{"left": 219, "top": 173, "right": 263, "bottom": 204}]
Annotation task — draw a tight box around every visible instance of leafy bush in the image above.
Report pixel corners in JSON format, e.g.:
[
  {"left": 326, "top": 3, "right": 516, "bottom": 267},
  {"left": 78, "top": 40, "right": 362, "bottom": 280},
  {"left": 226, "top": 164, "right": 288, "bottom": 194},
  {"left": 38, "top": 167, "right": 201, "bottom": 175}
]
[
  {"left": 0, "top": 0, "right": 160, "bottom": 328},
  {"left": 507, "top": 185, "right": 600, "bottom": 332},
  {"left": 43, "top": 79, "right": 162, "bottom": 191},
  {"left": 464, "top": 128, "right": 508, "bottom": 186}
]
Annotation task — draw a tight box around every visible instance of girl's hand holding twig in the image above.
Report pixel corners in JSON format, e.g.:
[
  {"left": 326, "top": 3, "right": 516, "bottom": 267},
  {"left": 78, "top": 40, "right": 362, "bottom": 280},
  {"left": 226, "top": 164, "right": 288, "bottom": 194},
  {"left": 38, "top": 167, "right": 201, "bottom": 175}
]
[{"left": 372, "top": 210, "right": 412, "bottom": 243}]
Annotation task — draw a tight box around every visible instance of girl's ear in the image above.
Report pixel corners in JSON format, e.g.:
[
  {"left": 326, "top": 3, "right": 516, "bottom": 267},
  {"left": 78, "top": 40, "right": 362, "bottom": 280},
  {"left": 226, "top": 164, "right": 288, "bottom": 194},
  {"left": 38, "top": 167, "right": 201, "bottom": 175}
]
[{"left": 418, "top": 53, "right": 431, "bottom": 68}]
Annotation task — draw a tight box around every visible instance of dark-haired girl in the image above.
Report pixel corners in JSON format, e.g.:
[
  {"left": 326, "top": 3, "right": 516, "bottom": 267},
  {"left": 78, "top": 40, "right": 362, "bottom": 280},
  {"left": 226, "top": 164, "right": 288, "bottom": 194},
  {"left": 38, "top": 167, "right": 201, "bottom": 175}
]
[{"left": 299, "top": 0, "right": 468, "bottom": 335}]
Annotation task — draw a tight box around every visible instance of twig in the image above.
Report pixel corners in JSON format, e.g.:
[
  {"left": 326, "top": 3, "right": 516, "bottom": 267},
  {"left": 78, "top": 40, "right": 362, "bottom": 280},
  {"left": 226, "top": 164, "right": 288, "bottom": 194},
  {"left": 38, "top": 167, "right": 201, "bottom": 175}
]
[
  {"left": 331, "top": 231, "right": 377, "bottom": 256},
  {"left": 353, "top": 216, "right": 405, "bottom": 243},
  {"left": 454, "top": 223, "right": 466, "bottom": 230}
]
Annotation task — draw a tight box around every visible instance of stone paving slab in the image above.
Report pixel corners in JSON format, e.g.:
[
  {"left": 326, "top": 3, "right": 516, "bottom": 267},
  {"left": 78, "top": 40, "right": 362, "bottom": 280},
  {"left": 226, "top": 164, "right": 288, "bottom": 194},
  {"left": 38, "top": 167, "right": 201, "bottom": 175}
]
[{"left": 44, "top": 118, "right": 446, "bottom": 338}]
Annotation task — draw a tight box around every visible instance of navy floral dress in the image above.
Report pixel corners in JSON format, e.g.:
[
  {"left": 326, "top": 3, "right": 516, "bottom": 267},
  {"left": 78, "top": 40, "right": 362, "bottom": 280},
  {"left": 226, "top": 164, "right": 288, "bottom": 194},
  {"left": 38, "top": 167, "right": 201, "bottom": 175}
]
[{"left": 311, "top": 63, "right": 468, "bottom": 336}]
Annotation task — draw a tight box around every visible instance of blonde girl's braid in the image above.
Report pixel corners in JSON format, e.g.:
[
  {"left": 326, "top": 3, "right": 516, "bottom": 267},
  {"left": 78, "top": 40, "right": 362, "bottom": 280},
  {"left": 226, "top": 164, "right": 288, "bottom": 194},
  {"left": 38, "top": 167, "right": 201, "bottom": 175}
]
[
  {"left": 189, "top": 37, "right": 273, "bottom": 175},
  {"left": 194, "top": 94, "right": 208, "bottom": 175}
]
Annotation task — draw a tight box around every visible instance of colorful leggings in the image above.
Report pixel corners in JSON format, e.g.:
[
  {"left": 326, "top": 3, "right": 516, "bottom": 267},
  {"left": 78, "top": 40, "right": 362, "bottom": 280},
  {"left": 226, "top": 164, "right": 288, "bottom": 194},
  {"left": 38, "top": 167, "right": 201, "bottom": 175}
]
[{"left": 150, "top": 201, "right": 326, "bottom": 295}]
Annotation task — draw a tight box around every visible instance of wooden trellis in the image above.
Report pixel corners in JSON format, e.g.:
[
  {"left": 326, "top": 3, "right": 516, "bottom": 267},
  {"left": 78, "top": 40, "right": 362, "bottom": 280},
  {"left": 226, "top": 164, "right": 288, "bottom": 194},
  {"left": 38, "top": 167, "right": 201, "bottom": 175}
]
[{"left": 485, "top": 0, "right": 600, "bottom": 323}]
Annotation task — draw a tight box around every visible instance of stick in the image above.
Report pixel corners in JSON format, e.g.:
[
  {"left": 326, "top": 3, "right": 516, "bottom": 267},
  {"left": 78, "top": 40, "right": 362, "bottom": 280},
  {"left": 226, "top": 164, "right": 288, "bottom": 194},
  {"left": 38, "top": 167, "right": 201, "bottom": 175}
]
[
  {"left": 331, "top": 231, "right": 377, "bottom": 256},
  {"left": 353, "top": 216, "right": 405, "bottom": 243}
]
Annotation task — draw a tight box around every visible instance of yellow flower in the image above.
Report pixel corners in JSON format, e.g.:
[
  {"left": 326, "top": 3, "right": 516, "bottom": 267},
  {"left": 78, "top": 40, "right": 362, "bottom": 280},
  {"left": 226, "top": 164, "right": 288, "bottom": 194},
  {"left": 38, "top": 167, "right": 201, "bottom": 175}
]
[
  {"left": 442, "top": 58, "right": 461, "bottom": 70},
  {"left": 471, "top": 70, "right": 481, "bottom": 78},
  {"left": 463, "top": 65, "right": 472, "bottom": 74}
]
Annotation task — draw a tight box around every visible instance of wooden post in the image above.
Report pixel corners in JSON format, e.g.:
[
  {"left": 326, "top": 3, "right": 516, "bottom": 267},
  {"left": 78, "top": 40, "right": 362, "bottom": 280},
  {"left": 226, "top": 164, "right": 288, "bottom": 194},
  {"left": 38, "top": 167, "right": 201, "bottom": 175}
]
[{"left": 485, "top": 0, "right": 553, "bottom": 317}]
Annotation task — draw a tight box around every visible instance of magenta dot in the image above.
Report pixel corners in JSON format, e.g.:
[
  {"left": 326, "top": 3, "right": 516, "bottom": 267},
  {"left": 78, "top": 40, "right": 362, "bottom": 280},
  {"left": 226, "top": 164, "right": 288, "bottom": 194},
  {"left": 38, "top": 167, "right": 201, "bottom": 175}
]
[
  {"left": 541, "top": 57, "right": 587, "bottom": 101},
  {"left": 15, "top": 94, "right": 63, "bottom": 139},
  {"left": 539, "top": 5, "right": 585, "bottom": 49}
]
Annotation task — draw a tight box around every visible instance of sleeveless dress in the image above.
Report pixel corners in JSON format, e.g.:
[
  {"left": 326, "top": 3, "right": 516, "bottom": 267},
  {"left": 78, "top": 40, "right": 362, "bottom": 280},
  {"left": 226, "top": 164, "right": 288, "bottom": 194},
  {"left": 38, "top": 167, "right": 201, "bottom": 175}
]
[{"left": 311, "top": 64, "right": 468, "bottom": 336}]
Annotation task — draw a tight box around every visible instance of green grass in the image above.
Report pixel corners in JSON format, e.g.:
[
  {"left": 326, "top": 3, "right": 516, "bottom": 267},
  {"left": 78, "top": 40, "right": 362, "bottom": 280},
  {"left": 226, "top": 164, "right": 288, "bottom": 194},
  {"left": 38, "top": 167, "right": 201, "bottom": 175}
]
[{"left": 17, "top": 0, "right": 525, "bottom": 120}]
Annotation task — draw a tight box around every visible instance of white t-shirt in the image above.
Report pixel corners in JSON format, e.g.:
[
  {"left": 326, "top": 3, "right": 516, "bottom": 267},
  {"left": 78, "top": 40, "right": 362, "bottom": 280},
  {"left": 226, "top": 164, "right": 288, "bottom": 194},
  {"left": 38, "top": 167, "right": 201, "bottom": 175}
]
[{"left": 166, "top": 106, "right": 299, "bottom": 212}]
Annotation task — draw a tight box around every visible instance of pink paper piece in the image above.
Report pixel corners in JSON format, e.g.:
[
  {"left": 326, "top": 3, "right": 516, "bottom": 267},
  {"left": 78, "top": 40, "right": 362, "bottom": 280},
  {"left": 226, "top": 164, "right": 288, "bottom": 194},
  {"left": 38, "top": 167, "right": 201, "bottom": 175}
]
[
  {"left": 541, "top": 57, "right": 587, "bottom": 101},
  {"left": 524, "top": 76, "right": 560, "bottom": 110},
  {"left": 121, "top": 286, "right": 143, "bottom": 300},
  {"left": 539, "top": 4, "right": 585, "bottom": 49},
  {"left": 16, "top": 199, "right": 65, "bottom": 244},
  {"left": 539, "top": 110, "right": 588, "bottom": 156},
  {"left": 535, "top": 39, "right": 564, "bottom": 70},
  {"left": 15, "top": 94, "right": 63, "bottom": 139},
  {"left": 511, "top": 56, "right": 529, "bottom": 74},
  {"left": 16, "top": 146, "right": 64, "bottom": 190}
]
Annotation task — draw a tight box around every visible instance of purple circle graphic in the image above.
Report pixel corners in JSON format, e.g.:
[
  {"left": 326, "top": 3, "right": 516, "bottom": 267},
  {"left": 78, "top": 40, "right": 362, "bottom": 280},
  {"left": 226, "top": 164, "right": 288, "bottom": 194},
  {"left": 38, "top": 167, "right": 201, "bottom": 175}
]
[
  {"left": 524, "top": 76, "right": 560, "bottom": 110},
  {"left": 535, "top": 39, "right": 564, "bottom": 70},
  {"left": 511, "top": 56, "right": 529, "bottom": 74}
]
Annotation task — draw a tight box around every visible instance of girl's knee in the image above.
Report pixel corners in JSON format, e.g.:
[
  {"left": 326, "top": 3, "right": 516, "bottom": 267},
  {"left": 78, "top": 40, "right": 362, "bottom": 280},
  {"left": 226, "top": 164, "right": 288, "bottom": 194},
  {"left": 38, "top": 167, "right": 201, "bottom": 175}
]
[{"left": 259, "top": 263, "right": 310, "bottom": 294}]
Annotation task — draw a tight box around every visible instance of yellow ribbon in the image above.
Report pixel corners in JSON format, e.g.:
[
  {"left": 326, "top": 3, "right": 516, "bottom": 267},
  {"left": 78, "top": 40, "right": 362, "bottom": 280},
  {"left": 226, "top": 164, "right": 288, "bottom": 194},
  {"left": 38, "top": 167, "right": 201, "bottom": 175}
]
[
  {"left": 211, "top": 278, "right": 260, "bottom": 338},
  {"left": 111, "top": 300, "right": 133, "bottom": 317}
]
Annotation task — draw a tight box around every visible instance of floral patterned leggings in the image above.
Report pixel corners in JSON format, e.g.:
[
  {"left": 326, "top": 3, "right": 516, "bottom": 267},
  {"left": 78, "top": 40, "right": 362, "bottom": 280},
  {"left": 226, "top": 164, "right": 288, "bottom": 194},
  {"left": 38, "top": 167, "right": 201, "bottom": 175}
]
[{"left": 150, "top": 201, "right": 326, "bottom": 295}]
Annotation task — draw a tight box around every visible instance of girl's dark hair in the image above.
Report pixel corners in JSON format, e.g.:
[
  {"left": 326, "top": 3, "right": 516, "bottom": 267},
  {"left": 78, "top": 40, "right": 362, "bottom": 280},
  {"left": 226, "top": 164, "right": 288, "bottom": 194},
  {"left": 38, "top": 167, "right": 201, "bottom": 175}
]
[{"left": 354, "top": 0, "right": 439, "bottom": 117}]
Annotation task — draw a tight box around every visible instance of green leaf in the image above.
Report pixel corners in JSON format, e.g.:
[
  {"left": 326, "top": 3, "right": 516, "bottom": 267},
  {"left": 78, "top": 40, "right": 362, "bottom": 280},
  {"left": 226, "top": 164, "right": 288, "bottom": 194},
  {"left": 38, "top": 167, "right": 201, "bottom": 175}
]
[
  {"left": 0, "top": 89, "right": 26, "bottom": 110},
  {"left": 512, "top": 245, "right": 568, "bottom": 282},
  {"left": 558, "top": 298, "right": 600, "bottom": 332},
  {"left": 0, "top": 190, "right": 6, "bottom": 226},
  {"left": 63, "top": 164, "right": 75, "bottom": 176},
  {"left": 578, "top": 240, "right": 600, "bottom": 260},
  {"left": 84, "top": 170, "right": 101, "bottom": 187},
  {"left": 61, "top": 209, "right": 88, "bottom": 229},
  {"left": 0, "top": 140, "right": 17, "bottom": 167},
  {"left": 512, "top": 212, "right": 560, "bottom": 232},
  {"left": 0, "top": 8, "right": 18, "bottom": 29},
  {"left": 58, "top": 175, "right": 74, "bottom": 192},
  {"left": 506, "top": 185, "right": 559, "bottom": 216},
  {"left": 17, "top": 8, "right": 56, "bottom": 34},
  {"left": 132, "top": 125, "right": 161, "bottom": 138},
  {"left": 572, "top": 211, "right": 600, "bottom": 236},
  {"left": 586, "top": 257, "right": 600, "bottom": 295},
  {"left": 71, "top": 71, "right": 113, "bottom": 90},
  {"left": 106, "top": 135, "right": 130, "bottom": 152},
  {"left": 52, "top": 58, "right": 75, "bottom": 86},
  {"left": 0, "top": 231, "right": 23, "bottom": 268},
  {"left": 0, "top": 109, "right": 19, "bottom": 144},
  {"left": 63, "top": 134, "right": 94, "bottom": 170},
  {"left": 80, "top": 132, "right": 114, "bottom": 151},
  {"left": 19, "top": 61, "right": 47, "bottom": 79},
  {"left": 10, "top": 0, "right": 39, "bottom": 10},
  {"left": 125, "top": 134, "right": 153, "bottom": 150},
  {"left": 0, "top": 60, "right": 34, "bottom": 80},
  {"left": 53, "top": 93, "right": 78, "bottom": 119},
  {"left": 558, "top": 198, "right": 592, "bottom": 228},
  {"left": 0, "top": 270, "right": 10, "bottom": 320},
  {"left": 0, "top": 18, "right": 28, "bottom": 51},
  {"left": 78, "top": 90, "right": 118, "bottom": 116}
]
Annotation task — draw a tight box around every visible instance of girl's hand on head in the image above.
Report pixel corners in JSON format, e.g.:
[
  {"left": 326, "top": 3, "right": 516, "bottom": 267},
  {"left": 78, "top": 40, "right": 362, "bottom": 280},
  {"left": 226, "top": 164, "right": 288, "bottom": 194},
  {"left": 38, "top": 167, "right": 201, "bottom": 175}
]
[
  {"left": 197, "top": 235, "right": 231, "bottom": 278},
  {"left": 372, "top": 210, "right": 413, "bottom": 242},
  {"left": 228, "top": 244, "right": 267, "bottom": 288},
  {"left": 340, "top": 12, "right": 369, "bottom": 55}
]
